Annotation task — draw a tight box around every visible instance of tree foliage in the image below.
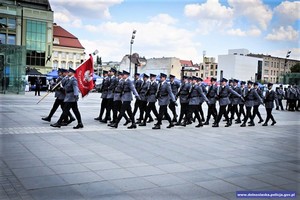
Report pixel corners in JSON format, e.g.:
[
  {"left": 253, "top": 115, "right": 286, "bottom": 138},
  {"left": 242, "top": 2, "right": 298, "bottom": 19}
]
[{"left": 290, "top": 63, "right": 300, "bottom": 73}]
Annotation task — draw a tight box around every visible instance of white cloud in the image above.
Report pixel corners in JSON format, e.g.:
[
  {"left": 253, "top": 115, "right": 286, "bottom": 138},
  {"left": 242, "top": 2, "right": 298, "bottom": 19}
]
[
  {"left": 49, "top": 0, "right": 122, "bottom": 19},
  {"left": 79, "top": 14, "right": 201, "bottom": 62},
  {"left": 265, "top": 26, "right": 299, "bottom": 41},
  {"left": 274, "top": 1, "right": 300, "bottom": 24},
  {"left": 228, "top": 0, "right": 272, "bottom": 30},
  {"left": 226, "top": 27, "right": 261, "bottom": 37},
  {"left": 184, "top": 0, "right": 234, "bottom": 34},
  {"left": 52, "top": 6, "right": 82, "bottom": 28},
  {"left": 150, "top": 14, "right": 177, "bottom": 25}
]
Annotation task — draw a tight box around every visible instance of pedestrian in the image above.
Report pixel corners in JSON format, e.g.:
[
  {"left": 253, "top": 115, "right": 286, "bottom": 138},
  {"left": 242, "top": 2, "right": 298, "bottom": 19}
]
[
  {"left": 110, "top": 70, "right": 140, "bottom": 129},
  {"left": 240, "top": 81, "right": 263, "bottom": 127},
  {"left": 137, "top": 74, "right": 150, "bottom": 124},
  {"left": 197, "top": 78, "right": 207, "bottom": 122},
  {"left": 50, "top": 67, "right": 83, "bottom": 129},
  {"left": 175, "top": 76, "right": 190, "bottom": 126},
  {"left": 35, "top": 76, "right": 42, "bottom": 96},
  {"left": 213, "top": 78, "right": 243, "bottom": 128},
  {"left": 132, "top": 73, "right": 143, "bottom": 121},
  {"left": 152, "top": 73, "right": 176, "bottom": 129},
  {"left": 104, "top": 68, "right": 118, "bottom": 123},
  {"left": 204, "top": 77, "right": 218, "bottom": 125},
  {"left": 168, "top": 74, "right": 180, "bottom": 122},
  {"left": 262, "top": 83, "right": 277, "bottom": 126},
  {"left": 229, "top": 79, "right": 242, "bottom": 124},
  {"left": 94, "top": 70, "right": 110, "bottom": 122},
  {"left": 139, "top": 74, "right": 158, "bottom": 126},
  {"left": 42, "top": 68, "right": 75, "bottom": 124},
  {"left": 275, "top": 86, "right": 284, "bottom": 110},
  {"left": 236, "top": 81, "right": 246, "bottom": 123},
  {"left": 252, "top": 82, "right": 264, "bottom": 123}
]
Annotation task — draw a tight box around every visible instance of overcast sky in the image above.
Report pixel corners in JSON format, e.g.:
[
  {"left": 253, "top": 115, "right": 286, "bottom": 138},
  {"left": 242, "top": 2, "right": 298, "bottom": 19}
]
[{"left": 49, "top": 0, "right": 300, "bottom": 63}]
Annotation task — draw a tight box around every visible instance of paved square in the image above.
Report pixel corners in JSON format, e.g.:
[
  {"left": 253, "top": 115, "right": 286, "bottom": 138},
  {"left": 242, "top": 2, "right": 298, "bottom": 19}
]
[{"left": 0, "top": 92, "right": 299, "bottom": 200}]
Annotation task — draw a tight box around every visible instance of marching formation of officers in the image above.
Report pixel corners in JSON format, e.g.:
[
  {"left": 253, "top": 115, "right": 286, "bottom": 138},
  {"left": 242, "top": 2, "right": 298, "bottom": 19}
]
[
  {"left": 93, "top": 68, "right": 283, "bottom": 130},
  {"left": 42, "top": 67, "right": 299, "bottom": 130}
]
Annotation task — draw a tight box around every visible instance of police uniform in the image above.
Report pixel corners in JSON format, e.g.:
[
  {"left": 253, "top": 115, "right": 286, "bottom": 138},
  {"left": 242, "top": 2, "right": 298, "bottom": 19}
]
[
  {"left": 262, "top": 83, "right": 277, "bottom": 126},
  {"left": 252, "top": 83, "right": 264, "bottom": 123},
  {"left": 240, "top": 81, "right": 263, "bottom": 127},
  {"left": 229, "top": 79, "right": 242, "bottom": 123},
  {"left": 42, "top": 69, "right": 75, "bottom": 123},
  {"left": 51, "top": 67, "right": 83, "bottom": 129},
  {"left": 168, "top": 75, "right": 180, "bottom": 122},
  {"left": 213, "top": 78, "right": 242, "bottom": 127},
  {"left": 111, "top": 70, "right": 140, "bottom": 129},
  {"left": 275, "top": 86, "right": 284, "bottom": 110},
  {"left": 137, "top": 74, "right": 150, "bottom": 123},
  {"left": 237, "top": 81, "right": 246, "bottom": 123},
  {"left": 132, "top": 73, "right": 143, "bottom": 120},
  {"left": 140, "top": 74, "right": 159, "bottom": 126},
  {"left": 197, "top": 78, "right": 207, "bottom": 122},
  {"left": 104, "top": 68, "right": 118, "bottom": 122},
  {"left": 204, "top": 77, "right": 218, "bottom": 125},
  {"left": 95, "top": 70, "right": 109, "bottom": 121},
  {"left": 175, "top": 76, "right": 190, "bottom": 126},
  {"left": 186, "top": 77, "right": 209, "bottom": 127},
  {"left": 152, "top": 73, "right": 176, "bottom": 129}
]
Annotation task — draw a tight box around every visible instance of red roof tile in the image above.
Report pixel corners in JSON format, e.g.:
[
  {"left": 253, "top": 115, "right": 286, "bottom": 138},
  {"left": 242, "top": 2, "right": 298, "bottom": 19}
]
[
  {"left": 180, "top": 60, "right": 193, "bottom": 67},
  {"left": 53, "top": 25, "right": 84, "bottom": 49}
]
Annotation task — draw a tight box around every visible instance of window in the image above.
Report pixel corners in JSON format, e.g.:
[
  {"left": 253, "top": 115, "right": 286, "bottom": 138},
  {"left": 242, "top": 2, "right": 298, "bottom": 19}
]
[
  {"left": 215, "top": 71, "right": 217, "bottom": 76},
  {"left": 69, "top": 53, "right": 73, "bottom": 59},
  {"left": 201, "top": 66, "right": 204, "bottom": 70},
  {"left": 61, "top": 52, "right": 66, "bottom": 58},
  {"left": 196, "top": 73, "right": 198, "bottom": 76},
  {"left": 68, "top": 62, "right": 73, "bottom": 68},
  {"left": 264, "top": 70, "right": 269, "bottom": 74},
  {"left": 7, "top": 35, "right": 15, "bottom": 45},
  {"left": 210, "top": 71, "right": 213, "bottom": 76},
  {"left": 210, "top": 65, "right": 214, "bottom": 69},
  {"left": 215, "top": 65, "right": 218, "bottom": 69},
  {"left": 26, "top": 20, "right": 47, "bottom": 66},
  {"left": 76, "top": 54, "right": 81, "bottom": 59},
  {"left": 7, "top": 18, "right": 16, "bottom": 30},
  {"left": 205, "top": 65, "right": 209, "bottom": 70},
  {"left": 201, "top": 73, "right": 203, "bottom": 78},
  {"left": 76, "top": 62, "right": 80, "bottom": 67},
  {"left": 53, "top": 51, "right": 58, "bottom": 58},
  {"left": 0, "top": 33, "right": 6, "bottom": 44},
  {"left": 61, "top": 61, "right": 66, "bottom": 68},
  {"left": 264, "top": 61, "right": 269, "bottom": 67},
  {"left": 53, "top": 60, "right": 58, "bottom": 70}
]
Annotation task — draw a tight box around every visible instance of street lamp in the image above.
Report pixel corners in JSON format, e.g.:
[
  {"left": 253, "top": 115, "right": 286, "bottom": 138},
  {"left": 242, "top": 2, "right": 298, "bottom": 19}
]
[{"left": 129, "top": 30, "right": 136, "bottom": 75}]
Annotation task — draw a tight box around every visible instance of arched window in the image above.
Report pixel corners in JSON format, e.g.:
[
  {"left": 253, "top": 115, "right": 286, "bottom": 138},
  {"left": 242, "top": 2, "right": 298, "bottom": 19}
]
[
  {"left": 53, "top": 60, "right": 58, "bottom": 70},
  {"left": 68, "top": 61, "right": 73, "bottom": 68},
  {"left": 61, "top": 61, "right": 66, "bottom": 68}
]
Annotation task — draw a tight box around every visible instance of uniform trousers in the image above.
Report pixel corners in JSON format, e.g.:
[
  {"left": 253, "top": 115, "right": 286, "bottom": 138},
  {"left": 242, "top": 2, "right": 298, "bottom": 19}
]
[
  {"left": 157, "top": 105, "right": 171, "bottom": 125},
  {"left": 138, "top": 100, "right": 148, "bottom": 121},
  {"left": 276, "top": 99, "right": 284, "bottom": 110},
  {"left": 105, "top": 98, "right": 113, "bottom": 120},
  {"left": 216, "top": 105, "right": 229, "bottom": 124},
  {"left": 99, "top": 98, "right": 108, "bottom": 120},
  {"left": 265, "top": 108, "right": 275, "bottom": 123},
  {"left": 117, "top": 101, "right": 135, "bottom": 124},
  {"left": 188, "top": 105, "right": 201, "bottom": 124},
  {"left": 48, "top": 98, "right": 74, "bottom": 121},
  {"left": 243, "top": 106, "right": 253, "bottom": 123},
  {"left": 230, "top": 104, "right": 239, "bottom": 120},
  {"left": 133, "top": 99, "right": 141, "bottom": 119},
  {"left": 178, "top": 103, "right": 189, "bottom": 123},
  {"left": 168, "top": 101, "right": 177, "bottom": 119},
  {"left": 112, "top": 100, "right": 129, "bottom": 123},
  {"left": 206, "top": 103, "right": 217, "bottom": 122},
  {"left": 144, "top": 102, "right": 158, "bottom": 123},
  {"left": 198, "top": 103, "right": 205, "bottom": 121},
  {"left": 238, "top": 104, "right": 245, "bottom": 120},
  {"left": 58, "top": 102, "right": 82, "bottom": 124},
  {"left": 252, "top": 105, "right": 263, "bottom": 121}
]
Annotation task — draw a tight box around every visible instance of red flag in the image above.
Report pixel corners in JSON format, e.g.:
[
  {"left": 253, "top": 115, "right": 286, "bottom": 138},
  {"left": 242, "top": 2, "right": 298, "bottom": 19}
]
[{"left": 75, "top": 54, "right": 94, "bottom": 97}]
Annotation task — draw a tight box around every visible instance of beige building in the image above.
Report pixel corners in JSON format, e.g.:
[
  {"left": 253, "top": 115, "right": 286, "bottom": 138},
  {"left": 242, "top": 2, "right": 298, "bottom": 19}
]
[
  {"left": 199, "top": 57, "right": 218, "bottom": 79},
  {"left": 0, "top": 0, "right": 54, "bottom": 74},
  {"left": 51, "top": 24, "right": 85, "bottom": 71},
  {"left": 248, "top": 53, "right": 300, "bottom": 83},
  {"left": 181, "top": 60, "right": 199, "bottom": 77}
]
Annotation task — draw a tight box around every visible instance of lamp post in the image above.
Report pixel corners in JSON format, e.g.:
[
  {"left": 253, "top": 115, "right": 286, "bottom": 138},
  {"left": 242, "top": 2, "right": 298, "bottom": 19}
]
[
  {"left": 283, "top": 50, "right": 291, "bottom": 84},
  {"left": 129, "top": 30, "right": 136, "bottom": 76}
]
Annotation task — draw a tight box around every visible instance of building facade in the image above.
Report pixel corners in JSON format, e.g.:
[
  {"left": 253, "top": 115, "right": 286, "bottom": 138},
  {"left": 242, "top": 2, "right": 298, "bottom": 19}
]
[
  {"left": 199, "top": 57, "right": 218, "bottom": 79},
  {"left": 52, "top": 24, "right": 85, "bottom": 71},
  {"left": 218, "top": 49, "right": 263, "bottom": 82},
  {"left": 181, "top": 60, "right": 199, "bottom": 77},
  {"left": 248, "top": 53, "right": 300, "bottom": 83}
]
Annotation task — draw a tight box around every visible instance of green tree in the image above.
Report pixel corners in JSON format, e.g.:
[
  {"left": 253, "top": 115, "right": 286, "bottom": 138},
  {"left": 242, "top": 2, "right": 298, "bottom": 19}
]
[{"left": 290, "top": 63, "right": 300, "bottom": 73}]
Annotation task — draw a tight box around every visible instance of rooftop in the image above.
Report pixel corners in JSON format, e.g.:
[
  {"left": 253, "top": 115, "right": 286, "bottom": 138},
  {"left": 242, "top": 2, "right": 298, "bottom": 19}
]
[{"left": 53, "top": 24, "right": 84, "bottom": 49}]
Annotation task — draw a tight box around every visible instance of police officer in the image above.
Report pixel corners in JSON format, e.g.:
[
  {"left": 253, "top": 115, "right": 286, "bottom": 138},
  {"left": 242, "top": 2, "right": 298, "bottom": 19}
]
[
  {"left": 139, "top": 74, "right": 158, "bottom": 126},
  {"left": 132, "top": 73, "right": 143, "bottom": 120},
  {"left": 213, "top": 78, "right": 242, "bottom": 127},
  {"left": 137, "top": 74, "right": 150, "bottom": 123},
  {"left": 287, "top": 84, "right": 298, "bottom": 111},
  {"left": 197, "top": 77, "right": 207, "bottom": 122},
  {"left": 152, "top": 73, "right": 176, "bottom": 129},
  {"left": 175, "top": 76, "right": 190, "bottom": 126},
  {"left": 42, "top": 69, "right": 75, "bottom": 124},
  {"left": 240, "top": 81, "right": 263, "bottom": 127},
  {"left": 186, "top": 76, "right": 209, "bottom": 127},
  {"left": 95, "top": 70, "right": 109, "bottom": 122},
  {"left": 168, "top": 74, "right": 180, "bottom": 122},
  {"left": 229, "top": 79, "right": 242, "bottom": 124},
  {"left": 225, "top": 79, "right": 234, "bottom": 119},
  {"left": 204, "top": 77, "right": 218, "bottom": 125},
  {"left": 110, "top": 70, "right": 140, "bottom": 129},
  {"left": 51, "top": 67, "right": 83, "bottom": 129},
  {"left": 275, "top": 86, "right": 284, "bottom": 110},
  {"left": 262, "top": 83, "right": 277, "bottom": 126},
  {"left": 236, "top": 81, "right": 246, "bottom": 124},
  {"left": 105, "top": 68, "right": 118, "bottom": 123},
  {"left": 252, "top": 82, "right": 264, "bottom": 123}
]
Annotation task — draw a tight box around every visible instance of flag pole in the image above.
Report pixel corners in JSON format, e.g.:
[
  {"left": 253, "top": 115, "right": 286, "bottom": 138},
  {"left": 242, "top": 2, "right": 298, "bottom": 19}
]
[{"left": 36, "top": 80, "right": 62, "bottom": 104}]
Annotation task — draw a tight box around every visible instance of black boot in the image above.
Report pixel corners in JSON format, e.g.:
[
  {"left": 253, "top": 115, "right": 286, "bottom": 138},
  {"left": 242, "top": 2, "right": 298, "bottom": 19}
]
[
  {"left": 152, "top": 124, "right": 160, "bottom": 129},
  {"left": 240, "top": 123, "right": 246, "bottom": 127},
  {"left": 172, "top": 117, "right": 177, "bottom": 123},
  {"left": 262, "top": 123, "right": 268, "bottom": 126},
  {"left": 67, "top": 117, "right": 75, "bottom": 125},
  {"left": 212, "top": 123, "right": 219, "bottom": 127},
  {"left": 42, "top": 117, "right": 51, "bottom": 122},
  {"left": 203, "top": 121, "right": 209, "bottom": 125},
  {"left": 128, "top": 123, "right": 137, "bottom": 129},
  {"left": 258, "top": 119, "right": 264, "bottom": 123},
  {"left": 123, "top": 119, "right": 131, "bottom": 126},
  {"left": 147, "top": 119, "right": 154, "bottom": 123},
  {"left": 166, "top": 123, "right": 174, "bottom": 128},
  {"left": 94, "top": 117, "right": 101, "bottom": 121},
  {"left": 249, "top": 121, "right": 255, "bottom": 126},
  {"left": 271, "top": 121, "right": 276, "bottom": 126},
  {"left": 195, "top": 123, "right": 203, "bottom": 127},
  {"left": 139, "top": 122, "right": 146, "bottom": 126},
  {"left": 235, "top": 119, "right": 241, "bottom": 124},
  {"left": 73, "top": 123, "right": 84, "bottom": 129},
  {"left": 50, "top": 122, "right": 61, "bottom": 128},
  {"left": 110, "top": 123, "right": 118, "bottom": 128},
  {"left": 225, "top": 122, "right": 231, "bottom": 127}
]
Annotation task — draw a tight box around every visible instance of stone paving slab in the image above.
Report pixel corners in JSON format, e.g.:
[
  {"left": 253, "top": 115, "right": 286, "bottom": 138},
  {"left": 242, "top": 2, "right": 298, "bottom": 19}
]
[{"left": 0, "top": 92, "right": 299, "bottom": 200}]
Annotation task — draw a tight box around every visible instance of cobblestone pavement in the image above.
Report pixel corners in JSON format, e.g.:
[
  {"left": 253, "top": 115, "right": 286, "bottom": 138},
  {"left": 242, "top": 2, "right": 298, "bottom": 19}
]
[{"left": 0, "top": 92, "right": 299, "bottom": 200}]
